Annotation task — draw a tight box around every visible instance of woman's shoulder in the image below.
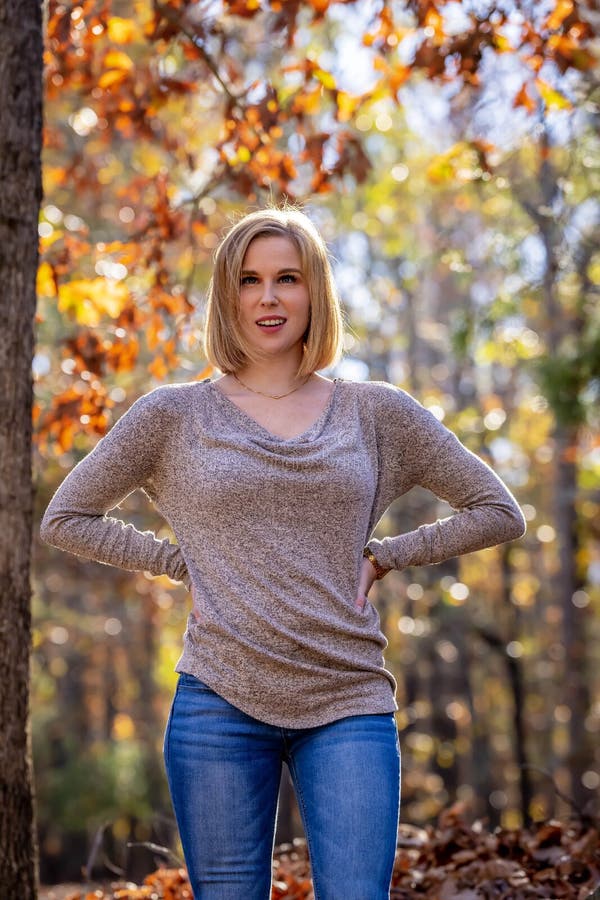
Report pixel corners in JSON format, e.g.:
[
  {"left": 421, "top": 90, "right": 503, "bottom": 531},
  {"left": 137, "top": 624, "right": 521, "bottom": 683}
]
[
  {"left": 339, "top": 378, "right": 421, "bottom": 410},
  {"left": 138, "top": 377, "right": 212, "bottom": 403},
  {"left": 341, "top": 378, "right": 450, "bottom": 440},
  {"left": 119, "top": 379, "right": 212, "bottom": 424}
]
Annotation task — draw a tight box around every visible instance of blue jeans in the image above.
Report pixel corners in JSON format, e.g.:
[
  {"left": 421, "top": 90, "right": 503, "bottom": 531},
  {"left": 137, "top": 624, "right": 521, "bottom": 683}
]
[{"left": 163, "top": 673, "right": 401, "bottom": 900}]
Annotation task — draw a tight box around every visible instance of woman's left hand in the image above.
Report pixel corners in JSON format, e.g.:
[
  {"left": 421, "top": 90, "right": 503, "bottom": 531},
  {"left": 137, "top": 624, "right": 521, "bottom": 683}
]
[{"left": 355, "top": 558, "right": 377, "bottom": 612}]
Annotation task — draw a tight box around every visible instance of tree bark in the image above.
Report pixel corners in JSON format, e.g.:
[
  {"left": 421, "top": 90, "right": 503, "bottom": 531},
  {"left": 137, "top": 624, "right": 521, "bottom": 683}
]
[{"left": 0, "top": 0, "right": 44, "bottom": 894}]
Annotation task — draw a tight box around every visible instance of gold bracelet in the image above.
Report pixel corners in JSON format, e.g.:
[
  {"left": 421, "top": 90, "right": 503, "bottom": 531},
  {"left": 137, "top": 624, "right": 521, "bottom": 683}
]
[{"left": 362, "top": 547, "right": 391, "bottom": 580}]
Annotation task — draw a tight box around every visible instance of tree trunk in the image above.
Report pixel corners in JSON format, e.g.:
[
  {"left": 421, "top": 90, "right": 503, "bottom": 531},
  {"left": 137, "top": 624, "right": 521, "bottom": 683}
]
[
  {"left": 499, "top": 547, "right": 532, "bottom": 824},
  {"left": 554, "top": 425, "right": 592, "bottom": 812},
  {"left": 0, "top": 0, "right": 44, "bottom": 895}
]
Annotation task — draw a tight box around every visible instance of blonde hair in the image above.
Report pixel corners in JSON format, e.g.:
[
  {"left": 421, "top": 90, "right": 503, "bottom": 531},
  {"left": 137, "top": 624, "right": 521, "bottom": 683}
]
[{"left": 203, "top": 206, "right": 345, "bottom": 378}]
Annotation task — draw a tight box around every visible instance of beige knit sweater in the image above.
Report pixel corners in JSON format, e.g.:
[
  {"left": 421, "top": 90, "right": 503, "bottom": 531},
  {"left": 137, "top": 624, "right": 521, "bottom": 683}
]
[{"left": 39, "top": 377, "right": 526, "bottom": 727}]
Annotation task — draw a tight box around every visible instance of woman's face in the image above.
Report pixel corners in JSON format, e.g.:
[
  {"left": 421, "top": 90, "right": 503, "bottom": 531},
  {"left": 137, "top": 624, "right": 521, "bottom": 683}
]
[{"left": 238, "top": 235, "right": 310, "bottom": 361}]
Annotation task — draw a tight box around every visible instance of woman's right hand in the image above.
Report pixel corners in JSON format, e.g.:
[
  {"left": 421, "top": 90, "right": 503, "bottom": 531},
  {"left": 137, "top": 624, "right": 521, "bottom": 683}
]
[{"left": 355, "top": 557, "right": 378, "bottom": 612}]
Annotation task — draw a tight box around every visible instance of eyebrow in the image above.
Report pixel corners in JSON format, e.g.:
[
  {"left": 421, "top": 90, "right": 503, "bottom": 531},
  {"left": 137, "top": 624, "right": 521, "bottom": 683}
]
[{"left": 241, "top": 268, "right": 303, "bottom": 275}]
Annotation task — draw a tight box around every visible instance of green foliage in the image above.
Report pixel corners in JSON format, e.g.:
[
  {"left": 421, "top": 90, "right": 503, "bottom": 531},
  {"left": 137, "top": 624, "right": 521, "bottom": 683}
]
[
  {"left": 536, "top": 329, "right": 600, "bottom": 427},
  {"left": 33, "top": 729, "right": 156, "bottom": 832}
]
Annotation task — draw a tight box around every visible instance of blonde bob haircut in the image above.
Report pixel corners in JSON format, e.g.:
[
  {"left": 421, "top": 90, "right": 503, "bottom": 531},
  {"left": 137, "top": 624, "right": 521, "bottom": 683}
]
[{"left": 203, "top": 207, "right": 345, "bottom": 379}]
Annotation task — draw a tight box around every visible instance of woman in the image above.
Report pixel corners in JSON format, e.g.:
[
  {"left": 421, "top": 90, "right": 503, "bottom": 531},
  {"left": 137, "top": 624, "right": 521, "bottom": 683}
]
[{"left": 40, "top": 206, "right": 526, "bottom": 900}]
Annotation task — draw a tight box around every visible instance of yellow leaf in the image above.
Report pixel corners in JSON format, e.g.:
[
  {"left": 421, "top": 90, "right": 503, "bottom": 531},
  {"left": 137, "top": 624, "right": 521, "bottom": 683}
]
[
  {"left": 426, "top": 142, "right": 482, "bottom": 184},
  {"left": 493, "top": 33, "right": 512, "bottom": 53},
  {"left": 57, "top": 278, "right": 129, "bottom": 325},
  {"left": 107, "top": 16, "right": 139, "bottom": 43},
  {"left": 37, "top": 262, "right": 56, "bottom": 297},
  {"left": 426, "top": 156, "right": 454, "bottom": 184},
  {"left": 314, "top": 67, "right": 336, "bottom": 90},
  {"left": 336, "top": 91, "right": 360, "bottom": 123},
  {"left": 535, "top": 78, "right": 572, "bottom": 110},
  {"left": 103, "top": 49, "right": 134, "bottom": 71}
]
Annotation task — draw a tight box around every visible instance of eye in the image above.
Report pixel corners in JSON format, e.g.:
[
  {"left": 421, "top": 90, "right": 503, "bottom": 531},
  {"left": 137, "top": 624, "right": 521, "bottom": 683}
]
[
  {"left": 279, "top": 273, "right": 298, "bottom": 283},
  {"left": 240, "top": 275, "right": 258, "bottom": 286}
]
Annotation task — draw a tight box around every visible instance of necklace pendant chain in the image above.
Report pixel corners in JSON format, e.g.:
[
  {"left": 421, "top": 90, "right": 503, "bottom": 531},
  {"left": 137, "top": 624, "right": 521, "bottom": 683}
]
[{"left": 232, "top": 371, "right": 312, "bottom": 400}]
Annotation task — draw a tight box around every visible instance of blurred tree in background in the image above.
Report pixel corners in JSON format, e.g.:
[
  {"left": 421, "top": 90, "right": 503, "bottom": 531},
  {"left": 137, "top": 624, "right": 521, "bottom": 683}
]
[{"left": 31, "top": 0, "right": 599, "bottom": 884}]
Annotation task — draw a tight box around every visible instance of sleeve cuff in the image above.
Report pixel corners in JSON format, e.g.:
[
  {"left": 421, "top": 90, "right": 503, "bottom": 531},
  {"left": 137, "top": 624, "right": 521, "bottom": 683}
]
[{"left": 365, "top": 539, "right": 397, "bottom": 573}]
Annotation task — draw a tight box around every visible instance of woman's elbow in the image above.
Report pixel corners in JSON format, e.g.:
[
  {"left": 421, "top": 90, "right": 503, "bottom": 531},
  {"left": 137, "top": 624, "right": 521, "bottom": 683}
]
[
  {"left": 39, "top": 509, "right": 70, "bottom": 548},
  {"left": 505, "top": 504, "right": 527, "bottom": 541},
  {"left": 39, "top": 513, "right": 58, "bottom": 547}
]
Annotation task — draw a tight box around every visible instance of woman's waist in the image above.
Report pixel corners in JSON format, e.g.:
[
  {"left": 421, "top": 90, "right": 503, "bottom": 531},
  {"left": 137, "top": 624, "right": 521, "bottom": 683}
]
[{"left": 185, "top": 599, "right": 388, "bottom": 666}]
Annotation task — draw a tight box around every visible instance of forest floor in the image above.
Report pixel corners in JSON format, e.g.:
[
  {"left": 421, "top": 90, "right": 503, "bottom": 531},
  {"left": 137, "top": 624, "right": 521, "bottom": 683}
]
[{"left": 38, "top": 806, "right": 600, "bottom": 900}]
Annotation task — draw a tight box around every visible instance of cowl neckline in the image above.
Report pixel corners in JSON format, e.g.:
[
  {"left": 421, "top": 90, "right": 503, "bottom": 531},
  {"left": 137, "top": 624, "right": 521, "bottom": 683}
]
[{"left": 204, "top": 377, "right": 342, "bottom": 445}]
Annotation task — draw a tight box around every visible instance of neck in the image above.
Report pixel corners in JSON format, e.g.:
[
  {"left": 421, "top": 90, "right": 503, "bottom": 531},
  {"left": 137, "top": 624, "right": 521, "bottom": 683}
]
[{"left": 234, "top": 359, "right": 310, "bottom": 393}]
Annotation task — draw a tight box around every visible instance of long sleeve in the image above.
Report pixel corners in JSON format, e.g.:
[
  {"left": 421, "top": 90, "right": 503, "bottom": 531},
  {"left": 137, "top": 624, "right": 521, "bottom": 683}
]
[
  {"left": 39, "top": 387, "right": 190, "bottom": 586},
  {"left": 365, "top": 384, "right": 526, "bottom": 571}
]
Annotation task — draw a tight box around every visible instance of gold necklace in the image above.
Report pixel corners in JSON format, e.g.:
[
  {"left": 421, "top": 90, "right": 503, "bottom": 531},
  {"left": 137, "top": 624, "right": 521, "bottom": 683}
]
[{"left": 232, "top": 371, "right": 312, "bottom": 400}]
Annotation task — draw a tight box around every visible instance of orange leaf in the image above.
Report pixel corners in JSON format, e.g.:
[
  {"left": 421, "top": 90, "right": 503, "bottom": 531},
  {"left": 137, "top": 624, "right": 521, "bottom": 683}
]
[
  {"left": 514, "top": 82, "right": 537, "bottom": 113},
  {"left": 545, "top": 0, "right": 574, "bottom": 31},
  {"left": 309, "top": 0, "right": 330, "bottom": 13},
  {"left": 98, "top": 69, "right": 129, "bottom": 90},
  {"left": 104, "top": 49, "right": 135, "bottom": 71},
  {"left": 424, "top": 7, "right": 445, "bottom": 45},
  {"left": 149, "top": 355, "right": 169, "bottom": 379}
]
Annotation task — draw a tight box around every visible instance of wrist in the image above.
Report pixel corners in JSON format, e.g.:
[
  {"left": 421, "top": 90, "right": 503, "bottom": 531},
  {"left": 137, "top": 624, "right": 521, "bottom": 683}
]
[{"left": 362, "top": 546, "right": 391, "bottom": 580}]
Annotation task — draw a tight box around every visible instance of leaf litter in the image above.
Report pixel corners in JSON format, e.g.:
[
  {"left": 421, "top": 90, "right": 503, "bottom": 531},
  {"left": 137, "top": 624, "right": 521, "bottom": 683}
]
[{"left": 42, "top": 805, "right": 599, "bottom": 900}]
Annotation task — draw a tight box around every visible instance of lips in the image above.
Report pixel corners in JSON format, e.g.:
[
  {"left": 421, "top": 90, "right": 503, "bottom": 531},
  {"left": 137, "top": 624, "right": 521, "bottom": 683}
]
[{"left": 256, "top": 317, "right": 287, "bottom": 329}]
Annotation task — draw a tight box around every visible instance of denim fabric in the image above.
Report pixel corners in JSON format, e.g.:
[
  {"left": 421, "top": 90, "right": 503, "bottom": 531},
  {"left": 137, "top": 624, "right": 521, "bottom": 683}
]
[{"left": 164, "top": 673, "right": 401, "bottom": 900}]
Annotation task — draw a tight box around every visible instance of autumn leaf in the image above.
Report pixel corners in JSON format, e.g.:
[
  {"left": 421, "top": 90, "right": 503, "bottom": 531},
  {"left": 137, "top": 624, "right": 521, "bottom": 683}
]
[
  {"left": 545, "top": 0, "right": 575, "bottom": 31},
  {"left": 57, "top": 278, "right": 130, "bottom": 325},
  {"left": 514, "top": 82, "right": 537, "bottom": 113},
  {"left": 424, "top": 7, "right": 445, "bottom": 46},
  {"left": 535, "top": 77, "right": 572, "bottom": 110},
  {"left": 98, "top": 69, "right": 131, "bottom": 90},
  {"left": 107, "top": 17, "right": 140, "bottom": 44},
  {"left": 103, "top": 49, "right": 135, "bottom": 72},
  {"left": 223, "top": 0, "right": 262, "bottom": 18},
  {"left": 37, "top": 261, "right": 58, "bottom": 297}
]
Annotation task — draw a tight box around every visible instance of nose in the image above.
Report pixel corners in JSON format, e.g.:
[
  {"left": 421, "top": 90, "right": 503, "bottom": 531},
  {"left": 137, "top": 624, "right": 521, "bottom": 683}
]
[{"left": 260, "top": 281, "right": 279, "bottom": 306}]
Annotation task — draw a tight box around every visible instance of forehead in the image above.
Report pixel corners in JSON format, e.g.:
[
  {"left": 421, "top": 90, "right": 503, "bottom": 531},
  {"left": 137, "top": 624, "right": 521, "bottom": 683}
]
[{"left": 242, "top": 235, "right": 301, "bottom": 268}]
